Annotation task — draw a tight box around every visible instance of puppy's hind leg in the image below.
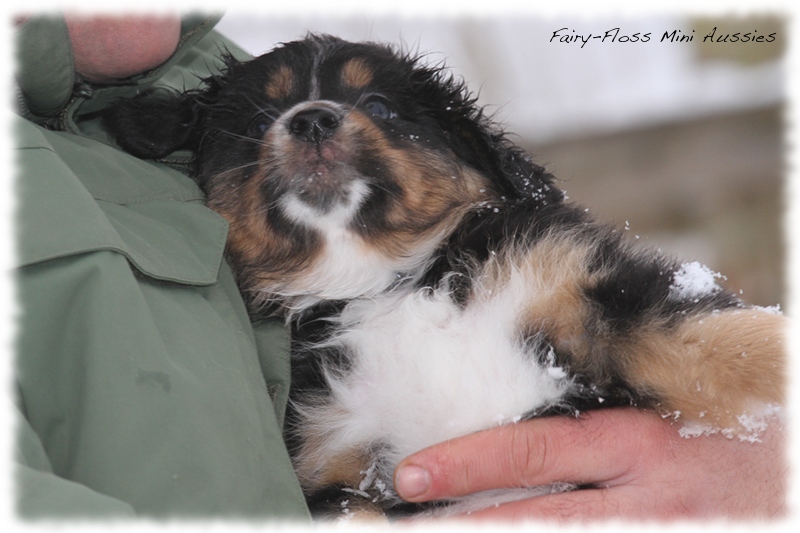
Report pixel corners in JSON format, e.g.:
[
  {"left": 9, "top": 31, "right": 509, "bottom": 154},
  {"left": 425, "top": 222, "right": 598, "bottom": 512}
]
[
  {"left": 293, "top": 444, "right": 392, "bottom": 521},
  {"left": 509, "top": 225, "right": 786, "bottom": 433},
  {"left": 622, "top": 308, "right": 786, "bottom": 431}
]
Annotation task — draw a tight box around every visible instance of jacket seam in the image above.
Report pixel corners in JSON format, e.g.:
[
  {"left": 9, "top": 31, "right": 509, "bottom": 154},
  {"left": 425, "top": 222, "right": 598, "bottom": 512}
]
[{"left": 19, "top": 246, "right": 220, "bottom": 286}]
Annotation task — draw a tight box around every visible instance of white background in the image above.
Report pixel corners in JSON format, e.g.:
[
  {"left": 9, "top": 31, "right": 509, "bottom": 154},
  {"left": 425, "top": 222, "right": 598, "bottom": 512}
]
[{"left": 217, "top": 12, "right": 785, "bottom": 144}]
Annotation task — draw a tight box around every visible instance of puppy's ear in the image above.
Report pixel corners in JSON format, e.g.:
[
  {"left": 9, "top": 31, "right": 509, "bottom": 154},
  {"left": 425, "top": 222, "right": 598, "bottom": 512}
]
[
  {"left": 103, "top": 88, "right": 203, "bottom": 159},
  {"left": 456, "top": 118, "right": 563, "bottom": 205},
  {"left": 420, "top": 65, "right": 564, "bottom": 204},
  {"left": 494, "top": 140, "right": 563, "bottom": 205}
]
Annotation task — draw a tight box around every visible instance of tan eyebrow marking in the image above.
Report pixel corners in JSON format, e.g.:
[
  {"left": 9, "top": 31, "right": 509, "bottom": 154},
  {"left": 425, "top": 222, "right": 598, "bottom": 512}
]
[
  {"left": 265, "top": 65, "right": 294, "bottom": 100},
  {"left": 341, "top": 58, "right": 373, "bottom": 89}
]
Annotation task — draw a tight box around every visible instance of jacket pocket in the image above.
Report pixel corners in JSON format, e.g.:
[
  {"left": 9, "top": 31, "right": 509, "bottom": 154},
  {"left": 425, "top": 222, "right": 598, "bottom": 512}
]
[{"left": 16, "top": 120, "right": 228, "bottom": 286}]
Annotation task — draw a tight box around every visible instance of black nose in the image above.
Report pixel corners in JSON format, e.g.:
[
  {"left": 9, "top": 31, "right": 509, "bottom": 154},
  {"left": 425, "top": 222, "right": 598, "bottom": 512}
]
[{"left": 288, "top": 107, "right": 341, "bottom": 144}]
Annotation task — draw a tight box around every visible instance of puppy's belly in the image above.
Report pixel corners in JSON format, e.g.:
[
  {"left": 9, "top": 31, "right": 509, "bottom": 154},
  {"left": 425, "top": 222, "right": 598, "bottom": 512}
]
[{"left": 299, "top": 281, "right": 574, "bottom": 496}]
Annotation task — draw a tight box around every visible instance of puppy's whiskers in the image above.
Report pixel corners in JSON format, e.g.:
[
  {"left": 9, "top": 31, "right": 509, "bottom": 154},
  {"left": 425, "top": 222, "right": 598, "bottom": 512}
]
[
  {"left": 213, "top": 157, "right": 273, "bottom": 178},
  {"left": 244, "top": 95, "right": 281, "bottom": 122},
  {"left": 218, "top": 129, "right": 269, "bottom": 146},
  {"left": 353, "top": 91, "right": 370, "bottom": 108}
]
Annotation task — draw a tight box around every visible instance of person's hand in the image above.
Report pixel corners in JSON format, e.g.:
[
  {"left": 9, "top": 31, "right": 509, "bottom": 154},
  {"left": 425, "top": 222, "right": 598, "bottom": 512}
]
[{"left": 393, "top": 408, "right": 786, "bottom": 521}]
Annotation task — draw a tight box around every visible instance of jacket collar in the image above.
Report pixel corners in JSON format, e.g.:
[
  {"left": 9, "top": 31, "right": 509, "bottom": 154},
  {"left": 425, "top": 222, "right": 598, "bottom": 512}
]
[
  {"left": 15, "top": 14, "right": 222, "bottom": 128},
  {"left": 14, "top": 16, "right": 75, "bottom": 121}
]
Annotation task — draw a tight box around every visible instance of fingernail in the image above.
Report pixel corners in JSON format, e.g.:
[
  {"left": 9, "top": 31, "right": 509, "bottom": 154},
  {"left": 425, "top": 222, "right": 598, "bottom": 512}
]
[{"left": 395, "top": 465, "right": 431, "bottom": 500}]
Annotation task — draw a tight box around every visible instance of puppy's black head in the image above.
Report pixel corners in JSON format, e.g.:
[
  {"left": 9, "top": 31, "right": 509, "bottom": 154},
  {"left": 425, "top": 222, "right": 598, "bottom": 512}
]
[{"left": 105, "top": 34, "right": 562, "bottom": 315}]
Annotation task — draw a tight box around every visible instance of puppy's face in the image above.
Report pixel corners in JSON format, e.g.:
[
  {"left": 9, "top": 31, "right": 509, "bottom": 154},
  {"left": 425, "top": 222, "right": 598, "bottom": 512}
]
[{"left": 108, "top": 35, "right": 561, "bottom": 315}]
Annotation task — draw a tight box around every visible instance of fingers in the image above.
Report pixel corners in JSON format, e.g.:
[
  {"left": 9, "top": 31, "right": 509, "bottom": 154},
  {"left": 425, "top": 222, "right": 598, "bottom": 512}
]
[
  {"left": 445, "top": 488, "right": 622, "bottom": 522},
  {"left": 394, "top": 407, "right": 787, "bottom": 521},
  {"left": 394, "top": 408, "right": 671, "bottom": 503},
  {"left": 435, "top": 485, "right": 691, "bottom": 522}
]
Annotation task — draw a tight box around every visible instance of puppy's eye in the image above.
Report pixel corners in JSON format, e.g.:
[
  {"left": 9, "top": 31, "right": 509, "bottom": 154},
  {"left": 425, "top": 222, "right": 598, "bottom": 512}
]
[
  {"left": 247, "top": 114, "right": 273, "bottom": 137},
  {"left": 362, "top": 95, "right": 395, "bottom": 120}
]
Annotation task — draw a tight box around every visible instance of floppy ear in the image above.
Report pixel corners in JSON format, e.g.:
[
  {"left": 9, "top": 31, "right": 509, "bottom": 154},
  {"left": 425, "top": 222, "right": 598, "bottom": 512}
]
[
  {"left": 460, "top": 120, "right": 563, "bottom": 204},
  {"left": 103, "top": 88, "right": 204, "bottom": 160},
  {"left": 413, "top": 61, "right": 564, "bottom": 205}
]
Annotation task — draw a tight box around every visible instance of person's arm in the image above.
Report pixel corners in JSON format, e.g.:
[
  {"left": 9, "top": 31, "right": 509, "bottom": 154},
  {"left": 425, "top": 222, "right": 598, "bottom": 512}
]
[{"left": 394, "top": 408, "right": 786, "bottom": 521}]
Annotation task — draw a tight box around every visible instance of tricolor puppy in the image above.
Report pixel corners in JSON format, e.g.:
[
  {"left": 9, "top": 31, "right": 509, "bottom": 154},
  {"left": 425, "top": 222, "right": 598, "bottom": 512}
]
[{"left": 106, "top": 35, "right": 786, "bottom": 519}]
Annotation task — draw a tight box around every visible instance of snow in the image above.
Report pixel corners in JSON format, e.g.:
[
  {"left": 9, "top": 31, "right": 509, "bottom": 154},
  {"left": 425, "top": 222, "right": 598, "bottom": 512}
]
[
  {"left": 678, "top": 404, "right": 783, "bottom": 443},
  {"left": 669, "top": 261, "right": 725, "bottom": 301}
]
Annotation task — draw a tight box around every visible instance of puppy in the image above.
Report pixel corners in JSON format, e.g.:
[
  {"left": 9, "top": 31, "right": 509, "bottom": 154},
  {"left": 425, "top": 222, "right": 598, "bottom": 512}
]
[{"left": 105, "top": 34, "right": 786, "bottom": 519}]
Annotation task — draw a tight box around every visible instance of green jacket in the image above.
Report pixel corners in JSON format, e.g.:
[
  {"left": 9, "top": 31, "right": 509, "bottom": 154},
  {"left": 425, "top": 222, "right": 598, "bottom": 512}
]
[{"left": 14, "top": 15, "right": 310, "bottom": 520}]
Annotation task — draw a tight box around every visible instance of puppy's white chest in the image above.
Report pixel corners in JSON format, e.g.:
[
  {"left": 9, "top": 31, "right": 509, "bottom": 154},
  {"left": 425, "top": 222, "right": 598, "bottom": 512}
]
[{"left": 317, "top": 282, "right": 573, "bottom": 471}]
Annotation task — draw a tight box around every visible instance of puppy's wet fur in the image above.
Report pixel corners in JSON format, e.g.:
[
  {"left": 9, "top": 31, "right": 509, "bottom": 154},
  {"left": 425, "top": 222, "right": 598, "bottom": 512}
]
[{"left": 106, "top": 35, "right": 785, "bottom": 519}]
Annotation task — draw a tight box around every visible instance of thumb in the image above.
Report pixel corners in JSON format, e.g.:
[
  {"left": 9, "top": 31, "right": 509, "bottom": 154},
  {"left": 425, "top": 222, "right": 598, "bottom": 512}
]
[{"left": 393, "top": 408, "right": 657, "bottom": 502}]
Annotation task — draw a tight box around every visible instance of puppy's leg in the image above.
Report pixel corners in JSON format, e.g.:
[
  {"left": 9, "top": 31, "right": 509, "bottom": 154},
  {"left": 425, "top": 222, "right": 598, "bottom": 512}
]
[
  {"left": 624, "top": 308, "right": 785, "bottom": 427},
  {"left": 501, "top": 228, "right": 785, "bottom": 431},
  {"left": 292, "top": 443, "right": 390, "bottom": 521}
]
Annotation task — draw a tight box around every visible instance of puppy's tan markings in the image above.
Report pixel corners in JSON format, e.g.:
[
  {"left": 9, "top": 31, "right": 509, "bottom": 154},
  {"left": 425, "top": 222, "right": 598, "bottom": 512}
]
[
  {"left": 625, "top": 309, "right": 785, "bottom": 427},
  {"left": 206, "top": 163, "right": 321, "bottom": 301},
  {"left": 502, "top": 234, "right": 600, "bottom": 366},
  {"left": 293, "top": 418, "right": 388, "bottom": 520},
  {"left": 296, "top": 444, "right": 371, "bottom": 492},
  {"left": 502, "top": 232, "right": 785, "bottom": 430},
  {"left": 341, "top": 58, "right": 373, "bottom": 89},
  {"left": 265, "top": 64, "right": 294, "bottom": 100},
  {"left": 340, "top": 114, "right": 490, "bottom": 260}
]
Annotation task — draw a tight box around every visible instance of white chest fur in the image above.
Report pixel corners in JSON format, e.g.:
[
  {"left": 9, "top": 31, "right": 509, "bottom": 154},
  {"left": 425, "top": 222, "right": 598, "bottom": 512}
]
[
  {"left": 278, "top": 182, "right": 440, "bottom": 312},
  {"left": 296, "top": 271, "right": 575, "bottom": 497}
]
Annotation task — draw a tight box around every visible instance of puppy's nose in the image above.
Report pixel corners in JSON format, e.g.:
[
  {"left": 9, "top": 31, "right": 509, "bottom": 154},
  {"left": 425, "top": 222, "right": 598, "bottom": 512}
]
[{"left": 288, "top": 107, "right": 341, "bottom": 144}]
